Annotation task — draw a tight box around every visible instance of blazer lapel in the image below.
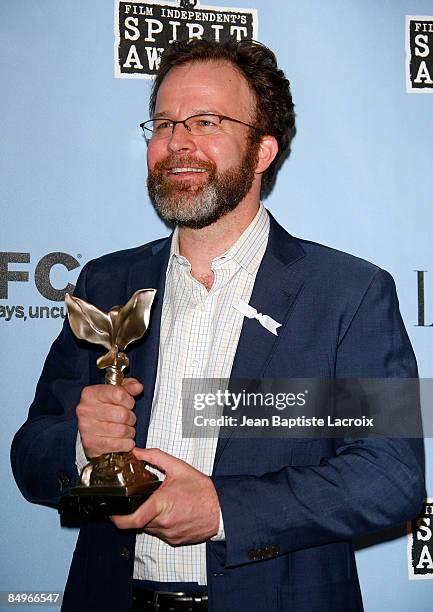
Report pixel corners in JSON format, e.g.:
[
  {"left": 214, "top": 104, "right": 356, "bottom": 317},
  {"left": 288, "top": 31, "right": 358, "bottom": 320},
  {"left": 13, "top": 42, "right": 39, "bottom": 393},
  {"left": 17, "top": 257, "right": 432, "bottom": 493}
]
[
  {"left": 214, "top": 214, "right": 306, "bottom": 464},
  {"left": 231, "top": 214, "right": 306, "bottom": 379},
  {"left": 126, "top": 237, "right": 171, "bottom": 447}
]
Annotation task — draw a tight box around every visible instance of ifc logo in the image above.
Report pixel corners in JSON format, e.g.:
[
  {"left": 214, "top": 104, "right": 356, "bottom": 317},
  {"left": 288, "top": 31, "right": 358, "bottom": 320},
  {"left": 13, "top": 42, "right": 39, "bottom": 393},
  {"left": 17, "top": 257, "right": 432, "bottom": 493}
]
[{"left": 0, "top": 252, "right": 80, "bottom": 301}]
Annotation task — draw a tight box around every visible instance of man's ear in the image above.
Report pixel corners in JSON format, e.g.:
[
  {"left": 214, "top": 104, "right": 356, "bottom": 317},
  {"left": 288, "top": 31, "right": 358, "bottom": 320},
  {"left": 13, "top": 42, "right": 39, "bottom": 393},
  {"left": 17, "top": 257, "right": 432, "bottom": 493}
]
[{"left": 255, "top": 135, "right": 278, "bottom": 175}]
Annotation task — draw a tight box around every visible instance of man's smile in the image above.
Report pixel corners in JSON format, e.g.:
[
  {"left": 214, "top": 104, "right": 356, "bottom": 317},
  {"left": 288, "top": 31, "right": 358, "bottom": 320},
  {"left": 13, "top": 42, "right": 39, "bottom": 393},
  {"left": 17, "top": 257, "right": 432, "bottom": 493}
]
[
  {"left": 160, "top": 163, "right": 213, "bottom": 183},
  {"left": 167, "top": 167, "right": 209, "bottom": 178}
]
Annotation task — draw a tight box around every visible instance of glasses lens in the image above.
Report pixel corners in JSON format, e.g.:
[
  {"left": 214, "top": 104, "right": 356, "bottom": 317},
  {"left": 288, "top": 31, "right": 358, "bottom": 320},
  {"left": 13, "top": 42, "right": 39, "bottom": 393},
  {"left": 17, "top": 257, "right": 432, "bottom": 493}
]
[
  {"left": 187, "top": 115, "right": 220, "bottom": 135},
  {"left": 142, "top": 115, "right": 222, "bottom": 139},
  {"left": 149, "top": 119, "right": 174, "bottom": 138}
]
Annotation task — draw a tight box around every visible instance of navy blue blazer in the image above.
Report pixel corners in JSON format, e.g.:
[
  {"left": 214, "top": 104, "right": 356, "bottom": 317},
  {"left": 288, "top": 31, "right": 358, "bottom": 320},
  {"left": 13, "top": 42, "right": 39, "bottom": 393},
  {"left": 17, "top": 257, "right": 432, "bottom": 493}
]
[{"left": 11, "top": 214, "right": 425, "bottom": 612}]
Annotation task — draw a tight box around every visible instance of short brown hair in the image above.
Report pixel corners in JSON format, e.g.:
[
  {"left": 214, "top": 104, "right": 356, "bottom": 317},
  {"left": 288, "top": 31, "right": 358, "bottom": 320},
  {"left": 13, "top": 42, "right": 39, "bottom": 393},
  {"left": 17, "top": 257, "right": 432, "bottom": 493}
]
[{"left": 149, "top": 39, "right": 296, "bottom": 194}]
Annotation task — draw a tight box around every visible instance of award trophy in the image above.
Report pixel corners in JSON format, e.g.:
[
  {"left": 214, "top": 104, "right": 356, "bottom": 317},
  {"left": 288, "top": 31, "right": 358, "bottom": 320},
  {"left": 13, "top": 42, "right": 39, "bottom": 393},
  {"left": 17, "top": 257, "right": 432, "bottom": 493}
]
[{"left": 58, "top": 289, "right": 160, "bottom": 525}]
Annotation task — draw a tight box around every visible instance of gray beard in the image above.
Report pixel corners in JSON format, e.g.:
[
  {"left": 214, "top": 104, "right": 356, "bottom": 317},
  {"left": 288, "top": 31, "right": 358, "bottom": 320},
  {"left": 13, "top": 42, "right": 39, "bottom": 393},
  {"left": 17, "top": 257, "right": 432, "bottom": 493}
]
[
  {"left": 147, "top": 147, "right": 258, "bottom": 230},
  {"left": 149, "top": 180, "right": 223, "bottom": 230}
]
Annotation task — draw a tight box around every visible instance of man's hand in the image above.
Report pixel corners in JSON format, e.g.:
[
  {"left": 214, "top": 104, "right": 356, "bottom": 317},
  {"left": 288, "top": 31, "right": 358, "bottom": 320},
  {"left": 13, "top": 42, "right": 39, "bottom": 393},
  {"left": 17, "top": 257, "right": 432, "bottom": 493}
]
[
  {"left": 76, "top": 378, "right": 143, "bottom": 458},
  {"left": 111, "top": 448, "right": 221, "bottom": 545}
]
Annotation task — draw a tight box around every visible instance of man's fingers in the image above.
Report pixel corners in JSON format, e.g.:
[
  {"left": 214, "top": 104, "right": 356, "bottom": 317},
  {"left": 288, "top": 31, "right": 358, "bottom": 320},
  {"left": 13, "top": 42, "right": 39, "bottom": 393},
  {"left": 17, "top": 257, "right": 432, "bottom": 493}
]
[
  {"left": 79, "top": 418, "right": 136, "bottom": 456},
  {"left": 80, "top": 419, "right": 136, "bottom": 439},
  {"left": 80, "top": 384, "right": 135, "bottom": 409},
  {"left": 110, "top": 493, "right": 162, "bottom": 530},
  {"left": 77, "top": 403, "right": 137, "bottom": 426},
  {"left": 132, "top": 447, "right": 189, "bottom": 476},
  {"left": 76, "top": 381, "right": 143, "bottom": 458}
]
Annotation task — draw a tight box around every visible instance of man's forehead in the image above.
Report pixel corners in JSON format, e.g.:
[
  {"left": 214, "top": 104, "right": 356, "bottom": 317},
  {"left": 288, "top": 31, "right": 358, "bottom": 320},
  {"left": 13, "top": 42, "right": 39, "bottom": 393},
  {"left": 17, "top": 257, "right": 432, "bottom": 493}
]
[{"left": 154, "top": 59, "right": 256, "bottom": 116}]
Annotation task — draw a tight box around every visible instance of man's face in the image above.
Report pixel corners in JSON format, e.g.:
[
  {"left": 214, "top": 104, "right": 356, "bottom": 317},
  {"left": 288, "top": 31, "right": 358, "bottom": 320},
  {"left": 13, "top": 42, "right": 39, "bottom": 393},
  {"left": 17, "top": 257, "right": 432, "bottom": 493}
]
[{"left": 146, "top": 60, "right": 261, "bottom": 229}]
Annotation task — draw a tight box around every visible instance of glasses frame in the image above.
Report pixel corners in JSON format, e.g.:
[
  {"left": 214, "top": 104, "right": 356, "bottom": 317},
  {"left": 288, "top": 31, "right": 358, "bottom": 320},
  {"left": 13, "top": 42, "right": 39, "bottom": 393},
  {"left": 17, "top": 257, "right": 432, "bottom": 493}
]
[{"left": 140, "top": 113, "right": 264, "bottom": 142}]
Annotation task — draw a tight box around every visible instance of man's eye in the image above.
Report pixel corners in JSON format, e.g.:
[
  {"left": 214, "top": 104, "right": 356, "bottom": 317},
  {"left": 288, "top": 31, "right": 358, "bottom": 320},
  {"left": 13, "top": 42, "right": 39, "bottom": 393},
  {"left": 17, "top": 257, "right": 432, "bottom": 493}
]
[
  {"left": 196, "top": 119, "right": 217, "bottom": 128},
  {"left": 154, "top": 121, "right": 173, "bottom": 131}
]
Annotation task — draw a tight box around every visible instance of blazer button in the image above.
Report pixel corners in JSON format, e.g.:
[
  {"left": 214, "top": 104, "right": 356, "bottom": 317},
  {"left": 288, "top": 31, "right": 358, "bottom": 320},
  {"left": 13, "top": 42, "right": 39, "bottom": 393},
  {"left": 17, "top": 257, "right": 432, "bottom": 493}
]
[
  {"left": 58, "top": 473, "right": 70, "bottom": 491},
  {"left": 248, "top": 549, "right": 259, "bottom": 560},
  {"left": 121, "top": 546, "right": 131, "bottom": 560},
  {"left": 269, "top": 544, "right": 280, "bottom": 556}
]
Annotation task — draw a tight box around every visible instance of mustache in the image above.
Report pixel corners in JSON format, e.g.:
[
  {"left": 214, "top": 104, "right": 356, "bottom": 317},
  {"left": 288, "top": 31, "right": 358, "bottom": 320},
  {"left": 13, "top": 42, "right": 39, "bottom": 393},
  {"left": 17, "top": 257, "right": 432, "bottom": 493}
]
[{"left": 152, "top": 156, "right": 216, "bottom": 173}]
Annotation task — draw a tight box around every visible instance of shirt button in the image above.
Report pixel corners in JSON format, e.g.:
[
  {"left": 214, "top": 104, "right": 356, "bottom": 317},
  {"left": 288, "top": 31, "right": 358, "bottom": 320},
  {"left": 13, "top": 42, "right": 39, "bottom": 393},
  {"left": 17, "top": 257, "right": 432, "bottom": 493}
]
[
  {"left": 191, "top": 359, "right": 199, "bottom": 367},
  {"left": 121, "top": 546, "right": 131, "bottom": 560},
  {"left": 196, "top": 302, "right": 207, "bottom": 311}
]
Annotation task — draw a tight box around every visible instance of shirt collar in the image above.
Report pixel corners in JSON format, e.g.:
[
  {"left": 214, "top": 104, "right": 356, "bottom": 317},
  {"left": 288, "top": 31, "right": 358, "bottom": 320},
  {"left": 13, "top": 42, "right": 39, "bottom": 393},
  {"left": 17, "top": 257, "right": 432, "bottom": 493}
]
[{"left": 168, "top": 204, "right": 269, "bottom": 276}]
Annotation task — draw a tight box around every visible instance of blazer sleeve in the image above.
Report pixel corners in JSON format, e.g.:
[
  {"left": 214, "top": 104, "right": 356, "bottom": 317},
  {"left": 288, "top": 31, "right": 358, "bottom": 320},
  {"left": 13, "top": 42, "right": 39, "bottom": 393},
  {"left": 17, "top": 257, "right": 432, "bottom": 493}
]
[
  {"left": 212, "top": 269, "right": 425, "bottom": 568},
  {"left": 11, "top": 264, "right": 92, "bottom": 506}
]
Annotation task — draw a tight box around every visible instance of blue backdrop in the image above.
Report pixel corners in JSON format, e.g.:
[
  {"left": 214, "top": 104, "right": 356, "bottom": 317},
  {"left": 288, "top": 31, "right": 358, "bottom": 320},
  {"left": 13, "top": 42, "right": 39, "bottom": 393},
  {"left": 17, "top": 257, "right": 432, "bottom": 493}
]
[{"left": 1, "top": 1, "right": 432, "bottom": 610}]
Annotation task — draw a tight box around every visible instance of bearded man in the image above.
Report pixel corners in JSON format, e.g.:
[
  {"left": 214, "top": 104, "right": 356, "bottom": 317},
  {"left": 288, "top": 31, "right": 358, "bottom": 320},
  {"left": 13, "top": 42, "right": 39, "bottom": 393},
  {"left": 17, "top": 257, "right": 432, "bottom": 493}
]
[{"left": 12, "top": 39, "right": 424, "bottom": 612}]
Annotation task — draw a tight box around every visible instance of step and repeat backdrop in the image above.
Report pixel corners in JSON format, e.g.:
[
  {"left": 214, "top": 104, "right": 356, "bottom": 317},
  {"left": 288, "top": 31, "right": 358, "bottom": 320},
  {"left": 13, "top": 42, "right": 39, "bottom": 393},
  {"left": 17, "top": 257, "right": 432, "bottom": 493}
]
[{"left": 1, "top": 1, "right": 432, "bottom": 610}]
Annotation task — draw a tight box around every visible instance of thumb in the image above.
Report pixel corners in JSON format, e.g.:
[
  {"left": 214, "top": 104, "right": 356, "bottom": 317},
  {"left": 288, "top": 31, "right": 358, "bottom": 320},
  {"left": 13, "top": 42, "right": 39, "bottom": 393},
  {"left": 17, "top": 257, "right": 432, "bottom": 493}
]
[
  {"left": 122, "top": 378, "right": 143, "bottom": 396},
  {"left": 133, "top": 447, "right": 187, "bottom": 476}
]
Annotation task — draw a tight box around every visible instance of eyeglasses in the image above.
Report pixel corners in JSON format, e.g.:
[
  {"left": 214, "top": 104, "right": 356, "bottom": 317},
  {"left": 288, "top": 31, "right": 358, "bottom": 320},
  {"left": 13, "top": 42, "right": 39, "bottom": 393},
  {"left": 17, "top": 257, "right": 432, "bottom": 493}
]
[{"left": 140, "top": 113, "right": 263, "bottom": 141}]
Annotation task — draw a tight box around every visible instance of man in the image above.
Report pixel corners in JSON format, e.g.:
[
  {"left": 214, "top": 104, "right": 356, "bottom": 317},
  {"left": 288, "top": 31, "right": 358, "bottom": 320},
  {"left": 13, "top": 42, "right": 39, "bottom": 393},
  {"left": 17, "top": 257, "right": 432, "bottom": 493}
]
[{"left": 12, "top": 39, "right": 424, "bottom": 612}]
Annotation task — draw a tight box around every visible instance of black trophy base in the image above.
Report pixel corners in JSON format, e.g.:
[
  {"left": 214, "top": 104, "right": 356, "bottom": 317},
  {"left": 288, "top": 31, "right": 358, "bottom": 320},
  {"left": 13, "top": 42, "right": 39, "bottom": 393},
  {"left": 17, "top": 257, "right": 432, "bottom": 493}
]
[{"left": 59, "top": 483, "right": 160, "bottom": 526}]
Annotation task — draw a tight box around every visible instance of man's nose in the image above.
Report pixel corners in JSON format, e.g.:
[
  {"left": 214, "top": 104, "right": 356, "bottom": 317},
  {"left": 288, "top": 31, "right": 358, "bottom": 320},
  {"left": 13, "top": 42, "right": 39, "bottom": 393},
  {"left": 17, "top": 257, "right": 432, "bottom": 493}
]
[{"left": 167, "top": 122, "right": 197, "bottom": 153}]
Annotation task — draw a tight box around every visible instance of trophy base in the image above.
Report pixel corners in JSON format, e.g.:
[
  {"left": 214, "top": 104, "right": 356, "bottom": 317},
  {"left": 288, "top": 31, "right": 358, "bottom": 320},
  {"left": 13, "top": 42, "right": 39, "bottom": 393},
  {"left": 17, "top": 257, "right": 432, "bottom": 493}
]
[{"left": 59, "top": 481, "right": 161, "bottom": 526}]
